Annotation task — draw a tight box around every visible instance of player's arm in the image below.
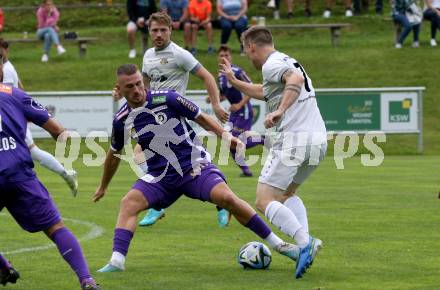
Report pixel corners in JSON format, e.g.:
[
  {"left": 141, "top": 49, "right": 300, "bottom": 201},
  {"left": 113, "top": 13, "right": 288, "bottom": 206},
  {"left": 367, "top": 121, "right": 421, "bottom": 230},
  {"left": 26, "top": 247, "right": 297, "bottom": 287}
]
[
  {"left": 194, "top": 112, "right": 244, "bottom": 151},
  {"left": 41, "top": 118, "right": 69, "bottom": 141},
  {"left": 18, "top": 79, "right": 25, "bottom": 90},
  {"left": 264, "top": 69, "right": 304, "bottom": 128},
  {"left": 219, "top": 58, "right": 264, "bottom": 100},
  {"left": 194, "top": 66, "right": 229, "bottom": 122},
  {"left": 92, "top": 148, "right": 122, "bottom": 202}
]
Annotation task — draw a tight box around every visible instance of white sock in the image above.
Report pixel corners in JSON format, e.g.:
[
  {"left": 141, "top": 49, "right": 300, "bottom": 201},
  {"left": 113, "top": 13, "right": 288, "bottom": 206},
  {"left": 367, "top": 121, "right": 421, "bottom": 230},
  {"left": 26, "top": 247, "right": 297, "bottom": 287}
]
[
  {"left": 264, "top": 232, "right": 284, "bottom": 249},
  {"left": 110, "top": 251, "right": 126, "bottom": 269},
  {"left": 30, "top": 146, "right": 66, "bottom": 175},
  {"left": 284, "top": 195, "right": 309, "bottom": 233},
  {"left": 265, "top": 201, "right": 308, "bottom": 247}
]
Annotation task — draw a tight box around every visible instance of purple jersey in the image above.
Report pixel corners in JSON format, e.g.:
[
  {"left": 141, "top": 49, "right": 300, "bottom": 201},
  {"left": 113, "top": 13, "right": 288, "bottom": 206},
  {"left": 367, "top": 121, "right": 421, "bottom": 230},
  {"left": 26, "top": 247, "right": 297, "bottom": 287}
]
[
  {"left": 218, "top": 64, "right": 253, "bottom": 120},
  {"left": 111, "top": 89, "right": 210, "bottom": 181},
  {"left": 0, "top": 84, "right": 50, "bottom": 183}
]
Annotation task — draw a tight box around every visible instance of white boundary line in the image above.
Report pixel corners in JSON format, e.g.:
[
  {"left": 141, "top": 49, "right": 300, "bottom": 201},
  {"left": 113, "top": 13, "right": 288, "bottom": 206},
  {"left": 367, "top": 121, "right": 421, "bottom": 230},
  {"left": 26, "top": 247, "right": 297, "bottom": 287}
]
[{"left": 0, "top": 214, "right": 105, "bottom": 255}]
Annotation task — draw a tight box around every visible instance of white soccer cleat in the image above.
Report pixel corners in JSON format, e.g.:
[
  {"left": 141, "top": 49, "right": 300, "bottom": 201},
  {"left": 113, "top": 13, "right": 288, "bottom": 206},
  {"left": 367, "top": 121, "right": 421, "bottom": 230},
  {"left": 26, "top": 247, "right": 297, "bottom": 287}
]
[
  {"left": 430, "top": 39, "right": 437, "bottom": 47},
  {"left": 323, "top": 10, "right": 331, "bottom": 18},
  {"left": 275, "top": 242, "right": 300, "bottom": 261},
  {"left": 57, "top": 45, "right": 66, "bottom": 55},
  {"left": 128, "top": 49, "right": 136, "bottom": 59},
  {"left": 41, "top": 54, "right": 49, "bottom": 62},
  {"left": 62, "top": 170, "right": 78, "bottom": 197},
  {"left": 345, "top": 9, "right": 353, "bottom": 17}
]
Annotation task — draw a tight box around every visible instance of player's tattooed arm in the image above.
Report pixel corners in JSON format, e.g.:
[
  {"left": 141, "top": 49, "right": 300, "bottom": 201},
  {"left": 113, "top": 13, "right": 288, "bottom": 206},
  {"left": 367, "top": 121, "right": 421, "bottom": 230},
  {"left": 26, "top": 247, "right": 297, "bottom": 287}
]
[{"left": 219, "top": 57, "right": 264, "bottom": 100}]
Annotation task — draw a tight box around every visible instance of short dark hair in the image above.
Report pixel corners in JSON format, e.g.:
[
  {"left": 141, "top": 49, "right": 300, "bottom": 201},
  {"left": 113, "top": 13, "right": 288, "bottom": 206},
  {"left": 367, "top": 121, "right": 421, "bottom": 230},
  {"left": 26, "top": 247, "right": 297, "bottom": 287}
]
[
  {"left": 0, "top": 38, "right": 9, "bottom": 49},
  {"left": 148, "top": 12, "right": 172, "bottom": 28},
  {"left": 241, "top": 26, "right": 273, "bottom": 47},
  {"left": 218, "top": 45, "right": 232, "bottom": 55},
  {"left": 117, "top": 64, "right": 139, "bottom": 76}
]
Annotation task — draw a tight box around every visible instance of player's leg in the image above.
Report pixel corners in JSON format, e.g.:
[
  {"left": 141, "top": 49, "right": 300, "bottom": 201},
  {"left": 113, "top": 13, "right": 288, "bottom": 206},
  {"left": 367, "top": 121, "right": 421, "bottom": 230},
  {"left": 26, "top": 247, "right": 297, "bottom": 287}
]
[
  {"left": 0, "top": 254, "right": 20, "bottom": 286},
  {"left": 26, "top": 128, "right": 78, "bottom": 196},
  {"left": 127, "top": 21, "right": 137, "bottom": 58}
]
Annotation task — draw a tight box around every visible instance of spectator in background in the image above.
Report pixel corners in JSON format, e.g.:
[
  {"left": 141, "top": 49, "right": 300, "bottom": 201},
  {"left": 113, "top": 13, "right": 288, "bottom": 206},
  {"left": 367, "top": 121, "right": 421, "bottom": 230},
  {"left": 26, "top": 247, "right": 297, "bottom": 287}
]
[
  {"left": 352, "top": 0, "right": 383, "bottom": 15},
  {"left": 189, "top": 0, "right": 214, "bottom": 55},
  {"left": 127, "top": 0, "right": 157, "bottom": 59},
  {"left": 269, "top": 0, "right": 312, "bottom": 19},
  {"left": 217, "top": 0, "right": 248, "bottom": 54},
  {"left": 160, "top": 0, "right": 191, "bottom": 50},
  {"left": 392, "top": 0, "right": 421, "bottom": 48},
  {"left": 0, "top": 8, "right": 4, "bottom": 32},
  {"left": 423, "top": 0, "right": 440, "bottom": 46},
  {"left": 36, "top": 0, "right": 66, "bottom": 63},
  {"left": 323, "top": 0, "right": 353, "bottom": 17}
]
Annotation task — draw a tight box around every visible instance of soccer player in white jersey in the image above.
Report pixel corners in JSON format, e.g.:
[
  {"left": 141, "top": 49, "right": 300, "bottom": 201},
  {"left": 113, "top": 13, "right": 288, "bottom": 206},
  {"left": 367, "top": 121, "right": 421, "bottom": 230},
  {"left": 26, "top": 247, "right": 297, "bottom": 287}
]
[
  {"left": 0, "top": 38, "right": 78, "bottom": 196},
  {"left": 219, "top": 26, "right": 327, "bottom": 278},
  {"left": 132, "top": 12, "right": 230, "bottom": 227}
]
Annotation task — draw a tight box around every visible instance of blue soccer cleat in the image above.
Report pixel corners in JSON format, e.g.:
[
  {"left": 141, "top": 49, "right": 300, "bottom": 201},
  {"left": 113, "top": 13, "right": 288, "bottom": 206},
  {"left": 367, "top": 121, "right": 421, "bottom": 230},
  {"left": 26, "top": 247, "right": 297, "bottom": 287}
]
[
  {"left": 295, "top": 236, "right": 320, "bottom": 279},
  {"left": 0, "top": 266, "right": 20, "bottom": 286},
  {"left": 217, "top": 209, "right": 231, "bottom": 227},
  {"left": 138, "top": 208, "right": 165, "bottom": 226},
  {"left": 97, "top": 263, "right": 124, "bottom": 273}
]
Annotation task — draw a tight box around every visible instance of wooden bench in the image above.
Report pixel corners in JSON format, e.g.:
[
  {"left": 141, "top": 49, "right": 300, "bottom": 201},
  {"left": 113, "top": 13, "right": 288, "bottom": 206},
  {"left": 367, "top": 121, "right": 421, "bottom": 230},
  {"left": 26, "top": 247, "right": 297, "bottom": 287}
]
[
  {"left": 265, "top": 23, "right": 352, "bottom": 47},
  {"left": 6, "top": 37, "right": 98, "bottom": 57}
]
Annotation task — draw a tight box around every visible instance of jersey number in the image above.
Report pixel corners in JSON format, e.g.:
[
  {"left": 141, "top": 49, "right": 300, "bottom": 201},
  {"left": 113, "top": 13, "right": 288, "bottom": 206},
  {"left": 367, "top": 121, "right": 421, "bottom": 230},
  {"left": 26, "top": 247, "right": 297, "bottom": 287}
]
[
  {"left": 0, "top": 114, "right": 2, "bottom": 132},
  {"left": 293, "top": 63, "right": 311, "bottom": 93}
]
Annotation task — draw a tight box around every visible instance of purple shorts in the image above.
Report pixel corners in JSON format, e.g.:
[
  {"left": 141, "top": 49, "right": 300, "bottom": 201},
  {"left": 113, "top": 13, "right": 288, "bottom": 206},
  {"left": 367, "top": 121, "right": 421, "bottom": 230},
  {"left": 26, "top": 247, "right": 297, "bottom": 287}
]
[
  {"left": 0, "top": 177, "right": 61, "bottom": 233},
  {"left": 132, "top": 163, "right": 226, "bottom": 210},
  {"left": 229, "top": 113, "right": 252, "bottom": 137}
]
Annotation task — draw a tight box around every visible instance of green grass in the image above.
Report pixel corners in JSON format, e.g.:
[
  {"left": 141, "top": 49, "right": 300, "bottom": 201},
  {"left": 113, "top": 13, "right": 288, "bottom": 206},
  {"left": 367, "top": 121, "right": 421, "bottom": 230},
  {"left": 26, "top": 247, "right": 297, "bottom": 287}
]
[{"left": 1, "top": 141, "right": 439, "bottom": 289}]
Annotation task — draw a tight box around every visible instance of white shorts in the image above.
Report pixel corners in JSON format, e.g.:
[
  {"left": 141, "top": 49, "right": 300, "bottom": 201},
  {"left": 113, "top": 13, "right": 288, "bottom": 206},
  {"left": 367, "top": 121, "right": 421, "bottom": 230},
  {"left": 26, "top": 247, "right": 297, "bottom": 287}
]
[
  {"left": 25, "top": 127, "right": 34, "bottom": 147},
  {"left": 258, "top": 143, "right": 327, "bottom": 191}
]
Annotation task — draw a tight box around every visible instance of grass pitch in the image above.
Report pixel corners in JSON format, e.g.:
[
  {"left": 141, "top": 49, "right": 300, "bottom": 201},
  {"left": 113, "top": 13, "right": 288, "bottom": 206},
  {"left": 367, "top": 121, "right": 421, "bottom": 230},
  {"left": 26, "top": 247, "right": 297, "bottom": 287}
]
[{"left": 1, "top": 142, "right": 439, "bottom": 289}]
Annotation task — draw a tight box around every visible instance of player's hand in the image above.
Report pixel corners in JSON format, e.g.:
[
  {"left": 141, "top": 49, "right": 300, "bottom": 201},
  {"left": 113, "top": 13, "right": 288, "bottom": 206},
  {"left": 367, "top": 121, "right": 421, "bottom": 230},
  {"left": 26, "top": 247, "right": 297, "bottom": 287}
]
[
  {"left": 213, "top": 104, "right": 229, "bottom": 123},
  {"left": 264, "top": 109, "right": 283, "bottom": 129},
  {"left": 112, "top": 86, "right": 123, "bottom": 102},
  {"left": 219, "top": 58, "right": 235, "bottom": 82},
  {"left": 229, "top": 103, "right": 241, "bottom": 112},
  {"left": 92, "top": 186, "right": 106, "bottom": 202}
]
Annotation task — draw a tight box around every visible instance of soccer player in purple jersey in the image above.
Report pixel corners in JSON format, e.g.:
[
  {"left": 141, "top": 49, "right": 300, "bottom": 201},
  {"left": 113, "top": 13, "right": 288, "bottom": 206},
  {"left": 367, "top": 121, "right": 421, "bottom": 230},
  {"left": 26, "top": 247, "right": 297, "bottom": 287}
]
[
  {"left": 217, "top": 45, "right": 265, "bottom": 177},
  {"left": 94, "top": 64, "right": 301, "bottom": 273},
  {"left": 0, "top": 62, "right": 100, "bottom": 290}
]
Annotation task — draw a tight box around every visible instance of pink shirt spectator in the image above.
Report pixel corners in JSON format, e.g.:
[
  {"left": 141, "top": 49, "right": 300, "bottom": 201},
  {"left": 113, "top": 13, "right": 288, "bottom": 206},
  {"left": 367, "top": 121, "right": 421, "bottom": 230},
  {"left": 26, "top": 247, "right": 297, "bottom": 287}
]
[
  {"left": 37, "top": 6, "right": 60, "bottom": 28},
  {"left": 0, "top": 8, "right": 4, "bottom": 32}
]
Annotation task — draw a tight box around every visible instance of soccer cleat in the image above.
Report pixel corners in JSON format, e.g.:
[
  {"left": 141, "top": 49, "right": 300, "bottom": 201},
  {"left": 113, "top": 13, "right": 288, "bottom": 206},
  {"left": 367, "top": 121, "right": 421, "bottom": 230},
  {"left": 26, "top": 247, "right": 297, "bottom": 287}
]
[
  {"left": 217, "top": 209, "right": 231, "bottom": 227},
  {"left": 138, "top": 208, "right": 165, "bottom": 226},
  {"left": 0, "top": 266, "right": 20, "bottom": 286},
  {"left": 62, "top": 170, "right": 78, "bottom": 197},
  {"left": 307, "top": 238, "right": 323, "bottom": 268},
  {"left": 97, "top": 263, "right": 124, "bottom": 273},
  {"left": 128, "top": 49, "right": 136, "bottom": 59},
  {"left": 81, "top": 278, "right": 101, "bottom": 290},
  {"left": 295, "top": 236, "right": 319, "bottom": 279},
  {"left": 276, "top": 242, "right": 300, "bottom": 261}
]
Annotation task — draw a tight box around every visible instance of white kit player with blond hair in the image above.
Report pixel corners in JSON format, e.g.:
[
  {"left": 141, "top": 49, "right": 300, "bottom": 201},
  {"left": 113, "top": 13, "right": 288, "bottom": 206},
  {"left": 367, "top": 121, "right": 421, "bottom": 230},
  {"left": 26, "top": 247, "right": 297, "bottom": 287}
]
[{"left": 219, "top": 25, "right": 327, "bottom": 279}]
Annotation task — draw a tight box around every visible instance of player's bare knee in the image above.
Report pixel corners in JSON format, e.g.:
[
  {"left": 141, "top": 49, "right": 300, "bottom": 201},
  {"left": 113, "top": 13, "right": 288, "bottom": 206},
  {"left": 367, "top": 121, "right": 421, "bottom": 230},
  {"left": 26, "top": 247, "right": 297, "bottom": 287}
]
[
  {"left": 120, "top": 195, "right": 142, "bottom": 215},
  {"left": 219, "top": 192, "right": 239, "bottom": 210}
]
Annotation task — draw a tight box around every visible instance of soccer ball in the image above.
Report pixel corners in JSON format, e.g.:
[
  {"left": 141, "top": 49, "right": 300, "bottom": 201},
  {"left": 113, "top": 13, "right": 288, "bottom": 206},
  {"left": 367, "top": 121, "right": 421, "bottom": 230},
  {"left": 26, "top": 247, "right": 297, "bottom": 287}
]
[{"left": 237, "top": 241, "right": 272, "bottom": 269}]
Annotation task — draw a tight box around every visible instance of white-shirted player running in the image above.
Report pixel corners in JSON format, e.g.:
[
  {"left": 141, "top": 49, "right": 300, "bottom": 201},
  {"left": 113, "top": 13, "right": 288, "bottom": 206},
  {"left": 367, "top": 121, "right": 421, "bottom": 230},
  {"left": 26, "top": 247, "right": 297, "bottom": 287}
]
[
  {"left": 0, "top": 38, "right": 78, "bottom": 196},
  {"left": 112, "top": 12, "right": 230, "bottom": 227},
  {"left": 219, "top": 26, "right": 327, "bottom": 278}
]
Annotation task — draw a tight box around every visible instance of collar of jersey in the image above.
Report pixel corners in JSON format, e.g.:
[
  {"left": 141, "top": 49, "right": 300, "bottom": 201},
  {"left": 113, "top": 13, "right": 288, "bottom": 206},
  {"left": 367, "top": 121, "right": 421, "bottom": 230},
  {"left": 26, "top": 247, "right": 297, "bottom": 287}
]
[{"left": 155, "top": 41, "right": 172, "bottom": 52}]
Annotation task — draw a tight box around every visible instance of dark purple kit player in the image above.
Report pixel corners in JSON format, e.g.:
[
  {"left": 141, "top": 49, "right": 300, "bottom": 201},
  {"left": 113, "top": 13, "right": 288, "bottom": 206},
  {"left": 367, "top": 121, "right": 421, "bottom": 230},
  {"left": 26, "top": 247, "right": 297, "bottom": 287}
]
[
  {"left": 93, "top": 64, "right": 298, "bottom": 273},
  {"left": 217, "top": 46, "right": 265, "bottom": 177},
  {"left": 0, "top": 66, "right": 100, "bottom": 289}
]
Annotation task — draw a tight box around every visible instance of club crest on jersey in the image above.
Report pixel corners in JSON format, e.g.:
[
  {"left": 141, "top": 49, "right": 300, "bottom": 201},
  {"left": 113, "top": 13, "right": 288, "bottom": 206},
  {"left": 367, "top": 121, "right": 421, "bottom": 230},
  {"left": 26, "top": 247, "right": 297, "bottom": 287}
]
[
  {"left": 160, "top": 58, "right": 168, "bottom": 65},
  {"left": 155, "top": 112, "right": 168, "bottom": 124},
  {"left": 31, "top": 99, "right": 46, "bottom": 111}
]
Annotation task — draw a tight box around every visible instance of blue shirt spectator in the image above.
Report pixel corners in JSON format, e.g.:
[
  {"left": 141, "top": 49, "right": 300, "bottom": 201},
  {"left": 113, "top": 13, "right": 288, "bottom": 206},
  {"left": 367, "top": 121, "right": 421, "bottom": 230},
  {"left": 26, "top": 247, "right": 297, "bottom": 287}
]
[{"left": 160, "top": 0, "right": 188, "bottom": 21}]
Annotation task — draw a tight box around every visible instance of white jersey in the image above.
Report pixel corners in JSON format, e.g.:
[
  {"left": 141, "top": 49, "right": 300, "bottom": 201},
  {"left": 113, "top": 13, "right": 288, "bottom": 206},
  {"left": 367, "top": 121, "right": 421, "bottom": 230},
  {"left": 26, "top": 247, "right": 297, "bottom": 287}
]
[
  {"left": 432, "top": 0, "right": 440, "bottom": 8},
  {"left": 2, "top": 61, "right": 19, "bottom": 88},
  {"left": 262, "top": 50, "right": 326, "bottom": 145},
  {"left": 142, "top": 41, "right": 200, "bottom": 96}
]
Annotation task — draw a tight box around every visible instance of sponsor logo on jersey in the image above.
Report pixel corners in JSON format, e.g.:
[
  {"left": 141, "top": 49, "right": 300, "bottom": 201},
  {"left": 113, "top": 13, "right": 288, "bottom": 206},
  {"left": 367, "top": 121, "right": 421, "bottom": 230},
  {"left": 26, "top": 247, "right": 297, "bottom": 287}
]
[
  {"left": 0, "top": 84, "right": 12, "bottom": 94},
  {"left": 152, "top": 95, "right": 166, "bottom": 104},
  {"left": 176, "top": 96, "right": 197, "bottom": 112},
  {"left": 160, "top": 58, "right": 168, "bottom": 65}
]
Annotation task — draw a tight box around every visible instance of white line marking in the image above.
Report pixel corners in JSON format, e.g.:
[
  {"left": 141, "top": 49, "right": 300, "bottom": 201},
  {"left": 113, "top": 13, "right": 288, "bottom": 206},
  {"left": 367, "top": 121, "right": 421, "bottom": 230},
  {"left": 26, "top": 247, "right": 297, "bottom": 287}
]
[{"left": 0, "top": 214, "right": 105, "bottom": 255}]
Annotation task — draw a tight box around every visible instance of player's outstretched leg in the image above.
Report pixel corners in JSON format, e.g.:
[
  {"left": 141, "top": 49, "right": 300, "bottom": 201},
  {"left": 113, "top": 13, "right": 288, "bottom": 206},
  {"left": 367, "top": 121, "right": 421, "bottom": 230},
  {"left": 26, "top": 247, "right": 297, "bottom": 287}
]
[
  {"left": 209, "top": 182, "right": 301, "bottom": 262},
  {"left": 138, "top": 208, "right": 165, "bottom": 226},
  {"left": 0, "top": 255, "right": 20, "bottom": 286},
  {"left": 46, "top": 222, "right": 100, "bottom": 289},
  {"left": 99, "top": 189, "right": 147, "bottom": 272}
]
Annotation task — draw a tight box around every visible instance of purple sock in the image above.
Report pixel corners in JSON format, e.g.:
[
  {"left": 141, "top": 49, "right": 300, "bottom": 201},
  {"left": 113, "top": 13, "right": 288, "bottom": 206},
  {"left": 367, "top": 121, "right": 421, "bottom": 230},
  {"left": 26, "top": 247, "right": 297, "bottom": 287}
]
[
  {"left": 245, "top": 135, "right": 265, "bottom": 149},
  {"left": 245, "top": 214, "right": 272, "bottom": 239},
  {"left": 113, "top": 228, "right": 134, "bottom": 256},
  {"left": 0, "top": 254, "right": 10, "bottom": 269},
  {"left": 51, "top": 227, "right": 91, "bottom": 282}
]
